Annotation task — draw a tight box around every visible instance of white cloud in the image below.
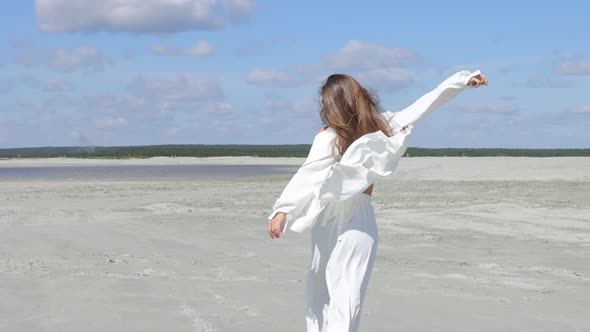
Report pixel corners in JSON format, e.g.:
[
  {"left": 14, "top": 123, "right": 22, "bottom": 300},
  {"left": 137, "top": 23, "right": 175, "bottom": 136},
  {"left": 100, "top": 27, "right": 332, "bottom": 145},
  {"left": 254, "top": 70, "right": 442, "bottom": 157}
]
[
  {"left": 42, "top": 95, "right": 81, "bottom": 110},
  {"left": 246, "top": 69, "right": 298, "bottom": 87},
  {"left": 84, "top": 73, "right": 229, "bottom": 132},
  {"left": 262, "top": 94, "right": 316, "bottom": 115},
  {"left": 86, "top": 93, "right": 143, "bottom": 115},
  {"left": 454, "top": 102, "right": 519, "bottom": 115},
  {"left": 151, "top": 40, "right": 215, "bottom": 57},
  {"left": 127, "top": 73, "right": 223, "bottom": 105},
  {"left": 246, "top": 40, "right": 420, "bottom": 89},
  {"left": 36, "top": 0, "right": 255, "bottom": 33},
  {"left": 48, "top": 46, "right": 111, "bottom": 73},
  {"left": 517, "top": 106, "right": 590, "bottom": 131},
  {"left": 451, "top": 55, "right": 553, "bottom": 73},
  {"left": 0, "top": 71, "right": 238, "bottom": 146},
  {"left": 571, "top": 105, "right": 590, "bottom": 114},
  {"left": 208, "top": 102, "right": 233, "bottom": 114},
  {"left": 21, "top": 77, "right": 73, "bottom": 92},
  {"left": 182, "top": 41, "right": 216, "bottom": 57},
  {"left": 554, "top": 61, "right": 590, "bottom": 75},
  {"left": 224, "top": 0, "right": 254, "bottom": 23},
  {"left": 246, "top": 94, "right": 321, "bottom": 141},
  {"left": 14, "top": 45, "right": 111, "bottom": 73},
  {"left": 325, "top": 40, "right": 419, "bottom": 71},
  {"left": 84, "top": 72, "right": 226, "bottom": 126},
  {"left": 356, "top": 68, "right": 414, "bottom": 92},
  {"left": 252, "top": 93, "right": 318, "bottom": 127},
  {"left": 526, "top": 75, "right": 572, "bottom": 88},
  {"left": 40, "top": 78, "right": 73, "bottom": 92}
]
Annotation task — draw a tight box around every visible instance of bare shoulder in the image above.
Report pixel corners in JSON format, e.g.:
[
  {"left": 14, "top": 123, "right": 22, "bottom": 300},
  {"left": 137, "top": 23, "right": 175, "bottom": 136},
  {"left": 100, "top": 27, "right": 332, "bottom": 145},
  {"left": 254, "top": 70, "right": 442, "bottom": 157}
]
[{"left": 318, "top": 126, "right": 329, "bottom": 133}]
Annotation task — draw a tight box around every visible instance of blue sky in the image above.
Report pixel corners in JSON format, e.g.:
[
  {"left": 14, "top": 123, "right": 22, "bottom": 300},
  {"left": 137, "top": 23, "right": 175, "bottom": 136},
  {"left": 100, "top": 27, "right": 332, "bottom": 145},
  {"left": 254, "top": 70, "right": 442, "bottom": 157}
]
[{"left": 0, "top": 0, "right": 589, "bottom": 148}]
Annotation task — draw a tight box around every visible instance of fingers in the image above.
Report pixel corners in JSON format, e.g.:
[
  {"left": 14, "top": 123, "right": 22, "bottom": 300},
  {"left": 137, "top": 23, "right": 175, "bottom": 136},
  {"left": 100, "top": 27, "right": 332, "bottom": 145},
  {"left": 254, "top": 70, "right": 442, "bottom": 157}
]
[
  {"left": 469, "top": 74, "right": 488, "bottom": 88},
  {"left": 469, "top": 75, "right": 482, "bottom": 87},
  {"left": 267, "top": 219, "right": 281, "bottom": 239},
  {"left": 267, "top": 220, "right": 275, "bottom": 239},
  {"left": 479, "top": 75, "right": 488, "bottom": 87}
]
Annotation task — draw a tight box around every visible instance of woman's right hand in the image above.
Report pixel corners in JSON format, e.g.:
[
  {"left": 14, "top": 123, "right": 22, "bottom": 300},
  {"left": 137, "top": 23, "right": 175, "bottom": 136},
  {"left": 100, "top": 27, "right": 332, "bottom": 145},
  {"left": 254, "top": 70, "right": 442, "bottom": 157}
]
[{"left": 268, "top": 212, "right": 286, "bottom": 239}]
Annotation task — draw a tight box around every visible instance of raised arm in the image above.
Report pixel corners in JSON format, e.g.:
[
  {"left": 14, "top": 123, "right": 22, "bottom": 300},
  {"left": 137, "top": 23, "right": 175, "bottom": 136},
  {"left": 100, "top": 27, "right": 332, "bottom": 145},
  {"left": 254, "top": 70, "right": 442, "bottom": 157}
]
[{"left": 382, "top": 70, "right": 485, "bottom": 130}]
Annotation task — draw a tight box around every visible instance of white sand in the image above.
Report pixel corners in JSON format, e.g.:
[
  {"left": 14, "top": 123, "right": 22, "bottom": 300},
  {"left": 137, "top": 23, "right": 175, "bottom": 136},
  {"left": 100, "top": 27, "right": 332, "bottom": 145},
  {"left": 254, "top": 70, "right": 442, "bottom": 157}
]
[{"left": 0, "top": 157, "right": 589, "bottom": 331}]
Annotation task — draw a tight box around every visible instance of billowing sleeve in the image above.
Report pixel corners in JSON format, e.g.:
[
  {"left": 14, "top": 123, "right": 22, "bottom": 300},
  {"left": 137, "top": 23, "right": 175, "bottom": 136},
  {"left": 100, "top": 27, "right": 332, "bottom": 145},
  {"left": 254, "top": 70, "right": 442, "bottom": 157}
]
[
  {"left": 381, "top": 69, "right": 481, "bottom": 129},
  {"left": 286, "top": 126, "right": 412, "bottom": 232},
  {"left": 267, "top": 130, "right": 336, "bottom": 232}
]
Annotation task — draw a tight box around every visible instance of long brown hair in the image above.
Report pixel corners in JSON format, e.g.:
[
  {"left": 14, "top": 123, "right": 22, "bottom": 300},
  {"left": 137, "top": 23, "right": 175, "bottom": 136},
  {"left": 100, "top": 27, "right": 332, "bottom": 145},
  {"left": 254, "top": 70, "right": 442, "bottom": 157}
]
[{"left": 319, "top": 74, "right": 393, "bottom": 158}]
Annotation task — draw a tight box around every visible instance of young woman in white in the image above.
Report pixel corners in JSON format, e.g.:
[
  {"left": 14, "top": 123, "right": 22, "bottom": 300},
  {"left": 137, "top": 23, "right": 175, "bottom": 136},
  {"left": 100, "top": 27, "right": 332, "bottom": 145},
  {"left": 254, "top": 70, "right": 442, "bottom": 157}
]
[{"left": 267, "top": 70, "right": 488, "bottom": 332}]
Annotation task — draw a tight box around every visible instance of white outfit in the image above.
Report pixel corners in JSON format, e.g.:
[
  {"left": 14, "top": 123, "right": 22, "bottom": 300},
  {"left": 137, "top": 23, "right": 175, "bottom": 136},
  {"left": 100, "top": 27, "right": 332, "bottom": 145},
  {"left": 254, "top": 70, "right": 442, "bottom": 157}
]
[
  {"left": 306, "top": 193, "right": 377, "bottom": 331},
  {"left": 267, "top": 70, "right": 481, "bottom": 332}
]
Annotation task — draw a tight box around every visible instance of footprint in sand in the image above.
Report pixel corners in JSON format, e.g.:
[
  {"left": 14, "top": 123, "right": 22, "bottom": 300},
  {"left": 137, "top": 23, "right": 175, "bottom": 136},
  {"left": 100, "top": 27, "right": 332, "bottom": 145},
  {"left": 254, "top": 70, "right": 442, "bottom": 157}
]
[
  {"left": 214, "top": 294, "right": 259, "bottom": 318},
  {"left": 520, "top": 296, "right": 543, "bottom": 304},
  {"left": 141, "top": 203, "right": 194, "bottom": 214},
  {"left": 207, "top": 264, "right": 233, "bottom": 281},
  {"left": 224, "top": 252, "right": 257, "bottom": 258},
  {"left": 178, "top": 303, "right": 216, "bottom": 332}
]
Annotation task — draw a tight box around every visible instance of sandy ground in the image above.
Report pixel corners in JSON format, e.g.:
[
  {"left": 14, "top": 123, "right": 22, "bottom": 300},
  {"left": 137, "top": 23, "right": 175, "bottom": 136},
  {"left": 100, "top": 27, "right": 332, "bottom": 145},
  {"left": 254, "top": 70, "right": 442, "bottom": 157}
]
[{"left": 0, "top": 157, "right": 589, "bottom": 331}]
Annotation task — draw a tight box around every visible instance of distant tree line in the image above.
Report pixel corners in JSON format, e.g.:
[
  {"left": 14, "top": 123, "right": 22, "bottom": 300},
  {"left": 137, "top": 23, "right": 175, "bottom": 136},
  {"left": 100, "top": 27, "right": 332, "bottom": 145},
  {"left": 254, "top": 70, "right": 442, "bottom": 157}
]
[{"left": 0, "top": 145, "right": 588, "bottom": 159}]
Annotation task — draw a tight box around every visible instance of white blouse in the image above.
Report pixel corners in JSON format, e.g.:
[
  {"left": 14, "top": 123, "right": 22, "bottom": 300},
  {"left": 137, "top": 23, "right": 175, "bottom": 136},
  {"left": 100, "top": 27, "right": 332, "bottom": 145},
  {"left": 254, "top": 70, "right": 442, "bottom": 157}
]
[{"left": 267, "top": 70, "right": 482, "bottom": 233}]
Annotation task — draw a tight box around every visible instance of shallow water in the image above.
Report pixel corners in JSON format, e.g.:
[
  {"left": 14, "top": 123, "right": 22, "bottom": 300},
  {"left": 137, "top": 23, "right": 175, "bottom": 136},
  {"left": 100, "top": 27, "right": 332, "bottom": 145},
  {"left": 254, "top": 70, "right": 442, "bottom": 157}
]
[{"left": 0, "top": 164, "right": 298, "bottom": 180}]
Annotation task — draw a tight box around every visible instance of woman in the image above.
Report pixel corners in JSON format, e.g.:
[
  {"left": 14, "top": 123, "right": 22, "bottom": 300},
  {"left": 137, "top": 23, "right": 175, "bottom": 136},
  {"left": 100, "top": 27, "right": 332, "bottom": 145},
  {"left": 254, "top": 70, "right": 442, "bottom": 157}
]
[{"left": 266, "top": 69, "right": 488, "bottom": 331}]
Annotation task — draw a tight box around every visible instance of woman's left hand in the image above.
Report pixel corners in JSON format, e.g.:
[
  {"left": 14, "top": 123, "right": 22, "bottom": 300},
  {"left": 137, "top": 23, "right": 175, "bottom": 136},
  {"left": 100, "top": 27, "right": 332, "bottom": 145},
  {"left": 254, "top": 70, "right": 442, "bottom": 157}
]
[{"left": 468, "top": 73, "right": 488, "bottom": 88}]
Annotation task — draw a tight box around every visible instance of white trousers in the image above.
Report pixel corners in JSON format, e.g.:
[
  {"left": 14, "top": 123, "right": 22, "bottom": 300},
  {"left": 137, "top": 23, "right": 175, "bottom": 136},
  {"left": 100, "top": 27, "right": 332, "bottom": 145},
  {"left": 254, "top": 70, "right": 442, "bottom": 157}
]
[{"left": 305, "top": 193, "right": 378, "bottom": 332}]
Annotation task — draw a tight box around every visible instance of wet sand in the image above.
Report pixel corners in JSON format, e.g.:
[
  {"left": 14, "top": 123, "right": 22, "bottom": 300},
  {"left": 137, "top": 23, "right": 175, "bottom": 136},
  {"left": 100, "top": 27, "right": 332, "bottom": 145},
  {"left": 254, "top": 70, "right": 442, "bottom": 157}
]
[{"left": 0, "top": 157, "right": 589, "bottom": 331}]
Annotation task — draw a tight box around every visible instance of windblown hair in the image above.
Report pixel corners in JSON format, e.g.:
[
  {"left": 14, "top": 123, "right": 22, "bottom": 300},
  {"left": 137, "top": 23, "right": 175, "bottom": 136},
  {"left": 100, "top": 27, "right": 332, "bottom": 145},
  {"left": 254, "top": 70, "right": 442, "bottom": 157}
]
[{"left": 319, "top": 74, "right": 393, "bottom": 158}]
